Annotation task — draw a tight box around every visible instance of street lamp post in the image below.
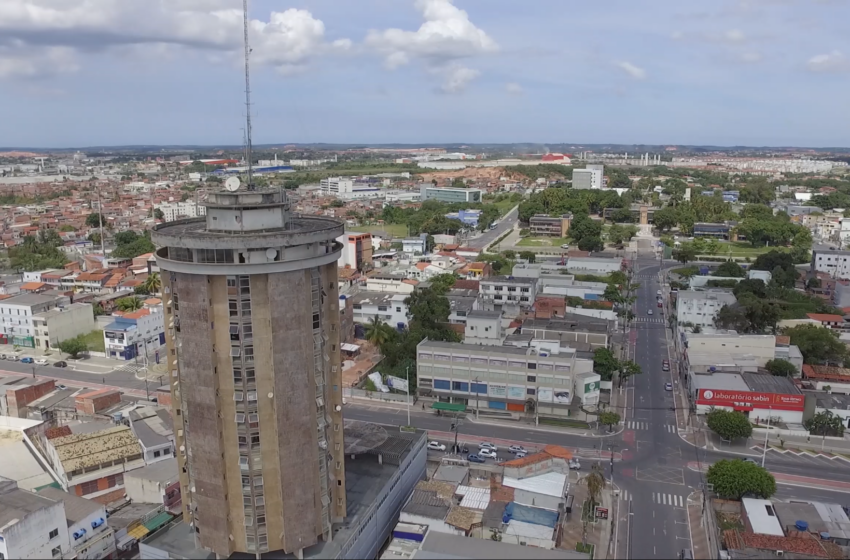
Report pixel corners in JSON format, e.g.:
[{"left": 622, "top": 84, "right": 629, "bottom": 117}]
[
  {"left": 761, "top": 407, "right": 772, "bottom": 468},
  {"left": 404, "top": 365, "right": 411, "bottom": 427},
  {"left": 473, "top": 376, "right": 480, "bottom": 419}
]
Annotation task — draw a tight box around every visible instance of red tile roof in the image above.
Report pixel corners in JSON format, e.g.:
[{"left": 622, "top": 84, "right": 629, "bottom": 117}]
[
  {"left": 725, "top": 529, "right": 844, "bottom": 558},
  {"left": 122, "top": 309, "right": 151, "bottom": 320},
  {"left": 806, "top": 313, "right": 844, "bottom": 323},
  {"left": 20, "top": 282, "right": 46, "bottom": 291}
]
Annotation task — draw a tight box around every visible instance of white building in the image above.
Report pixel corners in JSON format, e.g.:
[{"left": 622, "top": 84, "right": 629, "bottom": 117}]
[
  {"left": 572, "top": 167, "right": 604, "bottom": 190},
  {"left": 351, "top": 292, "right": 409, "bottom": 329},
  {"left": 103, "top": 307, "right": 165, "bottom": 361},
  {"left": 0, "top": 478, "right": 71, "bottom": 560},
  {"left": 155, "top": 202, "right": 205, "bottom": 222},
  {"left": 676, "top": 290, "right": 737, "bottom": 328},
  {"left": 812, "top": 249, "right": 850, "bottom": 280},
  {"left": 33, "top": 303, "right": 96, "bottom": 351},
  {"left": 478, "top": 276, "right": 537, "bottom": 318},
  {"left": 38, "top": 487, "right": 115, "bottom": 560},
  {"left": 0, "top": 293, "right": 69, "bottom": 348},
  {"left": 463, "top": 310, "right": 504, "bottom": 346},
  {"left": 402, "top": 237, "right": 427, "bottom": 255}
]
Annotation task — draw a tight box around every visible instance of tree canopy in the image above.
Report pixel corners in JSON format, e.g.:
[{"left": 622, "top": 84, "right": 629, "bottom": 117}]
[
  {"left": 706, "top": 459, "right": 777, "bottom": 500},
  {"left": 9, "top": 232, "right": 69, "bottom": 271},
  {"left": 706, "top": 409, "right": 753, "bottom": 441},
  {"left": 804, "top": 410, "right": 845, "bottom": 437},
  {"left": 764, "top": 359, "right": 797, "bottom": 377},
  {"left": 785, "top": 324, "right": 849, "bottom": 365},
  {"left": 110, "top": 230, "right": 156, "bottom": 259}
]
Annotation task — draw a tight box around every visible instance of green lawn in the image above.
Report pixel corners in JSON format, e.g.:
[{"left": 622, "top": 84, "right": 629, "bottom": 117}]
[
  {"left": 489, "top": 199, "right": 516, "bottom": 217},
  {"left": 517, "top": 236, "right": 571, "bottom": 247},
  {"left": 713, "top": 242, "right": 790, "bottom": 256},
  {"left": 81, "top": 330, "right": 105, "bottom": 353},
  {"left": 348, "top": 224, "right": 409, "bottom": 238}
]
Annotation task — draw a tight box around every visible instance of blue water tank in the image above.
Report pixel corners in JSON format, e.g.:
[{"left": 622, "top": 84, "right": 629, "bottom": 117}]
[
  {"left": 820, "top": 532, "right": 831, "bottom": 540},
  {"left": 795, "top": 520, "right": 809, "bottom": 531}
]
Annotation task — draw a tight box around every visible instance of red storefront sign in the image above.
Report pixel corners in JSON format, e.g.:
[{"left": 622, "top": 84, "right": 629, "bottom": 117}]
[{"left": 696, "top": 389, "right": 805, "bottom": 411}]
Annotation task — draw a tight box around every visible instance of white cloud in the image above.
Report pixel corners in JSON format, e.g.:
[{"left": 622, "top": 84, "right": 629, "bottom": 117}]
[
  {"left": 616, "top": 61, "right": 647, "bottom": 80},
  {"left": 0, "top": 1, "right": 349, "bottom": 78},
  {"left": 0, "top": 45, "right": 78, "bottom": 79},
  {"left": 807, "top": 50, "right": 848, "bottom": 73},
  {"left": 724, "top": 29, "right": 746, "bottom": 43},
  {"left": 740, "top": 51, "right": 762, "bottom": 63},
  {"left": 505, "top": 82, "right": 524, "bottom": 96},
  {"left": 366, "top": 0, "right": 498, "bottom": 65},
  {"left": 434, "top": 64, "right": 480, "bottom": 94},
  {"left": 671, "top": 31, "right": 684, "bottom": 40}
]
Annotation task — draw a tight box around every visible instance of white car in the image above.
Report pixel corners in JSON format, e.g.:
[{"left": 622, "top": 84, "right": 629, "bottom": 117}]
[
  {"left": 35, "top": 358, "right": 49, "bottom": 365},
  {"left": 561, "top": 244, "right": 570, "bottom": 249},
  {"left": 478, "top": 448, "right": 498, "bottom": 459},
  {"left": 657, "top": 290, "right": 662, "bottom": 296},
  {"left": 427, "top": 441, "right": 446, "bottom": 452},
  {"left": 569, "top": 459, "right": 582, "bottom": 470},
  {"left": 478, "top": 442, "right": 498, "bottom": 452},
  {"left": 508, "top": 445, "right": 527, "bottom": 454},
  {"left": 647, "top": 309, "right": 653, "bottom": 315}
]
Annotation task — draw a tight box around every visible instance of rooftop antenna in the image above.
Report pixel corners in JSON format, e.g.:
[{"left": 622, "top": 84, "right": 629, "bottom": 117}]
[{"left": 242, "top": 0, "right": 255, "bottom": 190}]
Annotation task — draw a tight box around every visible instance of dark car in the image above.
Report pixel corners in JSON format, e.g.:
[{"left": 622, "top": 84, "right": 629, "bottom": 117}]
[
  {"left": 467, "top": 454, "right": 486, "bottom": 464},
  {"left": 53, "top": 361, "right": 68, "bottom": 368},
  {"left": 453, "top": 444, "right": 469, "bottom": 454}
]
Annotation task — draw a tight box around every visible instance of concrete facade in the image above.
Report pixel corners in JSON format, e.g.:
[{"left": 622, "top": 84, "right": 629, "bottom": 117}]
[
  {"left": 32, "top": 302, "right": 96, "bottom": 351},
  {"left": 153, "top": 188, "right": 346, "bottom": 557},
  {"left": 0, "top": 481, "right": 71, "bottom": 560},
  {"left": 676, "top": 290, "right": 737, "bottom": 328},
  {"left": 0, "top": 293, "right": 69, "bottom": 348}
]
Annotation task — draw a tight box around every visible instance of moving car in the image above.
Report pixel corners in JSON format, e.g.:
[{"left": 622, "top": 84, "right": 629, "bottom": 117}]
[
  {"left": 647, "top": 309, "right": 653, "bottom": 315},
  {"left": 478, "top": 442, "right": 497, "bottom": 452},
  {"left": 516, "top": 452, "right": 527, "bottom": 459},
  {"left": 478, "top": 448, "right": 497, "bottom": 459},
  {"left": 21, "top": 357, "right": 34, "bottom": 364},
  {"left": 662, "top": 360, "right": 670, "bottom": 372},
  {"left": 657, "top": 290, "right": 662, "bottom": 296},
  {"left": 467, "top": 454, "right": 486, "bottom": 464},
  {"left": 569, "top": 459, "right": 582, "bottom": 470},
  {"left": 561, "top": 244, "right": 570, "bottom": 249},
  {"left": 53, "top": 361, "right": 67, "bottom": 368},
  {"left": 665, "top": 382, "right": 674, "bottom": 391},
  {"left": 35, "top": 358, "right": 48, "bottom": 365},
  {"left": 657, "top": 301, "right": 663, "bottom": 308},
  {"left": 427, "top": 441, "right": 446, "bottom": 452},
  {"left": 509, "top": 445, "right": 527, "bottom": 454}
]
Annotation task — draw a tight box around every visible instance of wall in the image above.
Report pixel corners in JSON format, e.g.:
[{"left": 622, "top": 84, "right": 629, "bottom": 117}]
[
  {"left": 39, "top": 304, "right": 96, "bottom": 348},
  {"left": 512, "top": 488, "right": 562, "bottom": 511},
  {"left": 69, "top": 504, "right": 114, "bottom": 559},
  {"left": 125, "top": 474, "right": 167, "bottom": 504},
  {"left": 398, "top": 512, "right": 465, "bottom": 536},
  {"left": 1, "top": 498, "right": 70, "bottom": 560}
]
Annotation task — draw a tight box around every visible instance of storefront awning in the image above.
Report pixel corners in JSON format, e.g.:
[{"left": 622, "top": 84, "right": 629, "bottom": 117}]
[{"left": 431, "top": 402, "right": 466, "bottom": 412}]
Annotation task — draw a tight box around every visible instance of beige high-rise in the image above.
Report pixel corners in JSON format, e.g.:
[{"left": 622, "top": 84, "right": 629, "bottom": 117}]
[{"left": 152, "top": 189, "right": 346, "bottom": 557}]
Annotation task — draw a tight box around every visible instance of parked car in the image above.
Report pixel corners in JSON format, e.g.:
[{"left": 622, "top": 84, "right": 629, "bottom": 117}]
[
  {"left": 662, "top": 360, "right": 670, "bottom": 372},
  {"left": 560, "top": 244, "right": 570, "bottom": 249},
  {"left": 665, "top": 382, "right": 673, "bottom": 391},
  {"left": 0, "top": 354, "right": 6, "bottom": 360},
  {"left": 657, "top": 301, "right": 663, "bottom": 308},
  {"left": 467, "top": 454, "right": 486, "bottom": 464},
  {"left": 427, "top": 441, "right": 447, "bottom": 452},
  {"left": 657, "top": 290, "right": 662, "bottom": 296},
  {"left": 9, "top": 355, "right": 20, "bottom": 361},
  {"left": 516, "top": 452, "right": 527, "bottom": 459},
  {"left": 53, "top": 361, "right": 67, "bottom": 368},
  {"left": 57, "top": 384, "right": 67, "bottom": 390},
  {"left": 20, "top": 357, "right": 34, "bottom": 364},
  {"left": 478, "top": 448, "right": 497, "bottom": 459},
  {"left": 35, "top": 358, "right": 48, "bottom": 365},
  {"left": 509, "top": 445, "right": 527, "bottom": 454},
  {"left": 478, "top": 442, "right": 498, "bottom": 452},
  {"left": 569, "top": 459, "right": 581, "bottom": 470}
]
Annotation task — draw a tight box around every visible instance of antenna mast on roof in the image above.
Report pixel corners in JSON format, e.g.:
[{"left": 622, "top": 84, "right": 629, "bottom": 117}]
[{"left": 242, "top": 0, "right": 255, "bottom": 190}]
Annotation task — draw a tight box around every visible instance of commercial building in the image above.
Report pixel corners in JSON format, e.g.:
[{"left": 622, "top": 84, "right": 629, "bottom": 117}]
[
  {"left": 478, "top": 276, "right": 537, "bottom": 318},
  {"left": 529, "top": 214, "right": 571, "bottom": 237},
  {"left": 0, "top": 477, "right": 71, "bottom": 560},
  {"left": 571, "top": 166, "right": 603, "bottom": 190},
  {"left": 417, "top": 340, "right": 597, "bottom": 418},
  {"left": 686, "top": 369, "right": 805, "bottom": 423},
  {"left": 0, "top": 293, "right": 69, "bottom": 347},
  {"left": 156, "top": 202, "right": 205, "bottom": 222},
  {"left": 692, "top": 221, "right": 737, "bottom": 240},
  {"left": 320, "top": 177, "right": 384, "bottom": 200},
  {"left": 139, "top": 423, "right": 427, "bottom": 560},
  {"left": 151, "top": 187, "right": 346, "bottom": 557},
  {"left": 336, "top": 232, "right": 374, "bottom": 272},
  {"left": 812, "top": 248, "right": 850, "bottom": 280},
  {"left": 676, "top": 290, "right": 737, "bottom": 328},
  {"left": 445, "top": 209, "right": 482, "bottom": 228},
  {"left": 32, "top": 302, "right": 96, "bottom": 351},
  {"left": 102, "top": 307, "right": 165, "bottom": 361},
  {"left": 419, "top": 185, "right": 482, "bottom": 204}
]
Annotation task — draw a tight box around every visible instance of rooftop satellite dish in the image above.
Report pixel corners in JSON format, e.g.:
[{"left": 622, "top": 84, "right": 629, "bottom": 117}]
[{"left": 225, "top": 176, "right": 241, "bottom": 192}]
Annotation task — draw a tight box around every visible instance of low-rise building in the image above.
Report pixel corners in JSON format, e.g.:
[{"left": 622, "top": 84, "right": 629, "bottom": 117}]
[
  {"left": 351, "top": 292, "right": 409, "bottom": 329},
  {"left": 124, "top": 458, "right": 182, "bottom": 512},
  {"left": 478, "top": 276, "right": 537, "bottom": 318},
  {"left": 811, "top": 248, "right": 850, "bottom": 280},
  {"left": 0, "top": 293, "right": 69, "bottom": 347},
  {"left": 33, "top": 302, "right": 96, "bottom": 351},
  {"left": 128, "top": 406, "right": 175, "bottom": 465},
  {"left": 0, "top": 477, "right": 71, "bottom": 560},
  {"left": 337, "top": 232, "right": 373, "bottom": 272},
  {"left": 420, "top": 185, "right": 482, "bottom": 204},
  {"left": 37, "top": 487, "right": 116, "bottom": 560},
  {"left": 401, "top": 236, "right": 428, "bottom": 255},
  {"left": 102, "top": 308, "right": 165, "bottom": 361},
  {"left": 676, "top": 290, "right": 737, "bottom": 328},
  {"left": 529, "top": 214, "right": 571, "bottom": 237}
]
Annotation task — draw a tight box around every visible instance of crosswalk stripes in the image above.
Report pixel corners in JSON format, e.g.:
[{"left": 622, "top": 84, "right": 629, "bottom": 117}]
[
  {"left": 621, "top": 490, "right": 633, "bottom": 502},
  {"left": 666, "top": 425, "right": 678, "bottom": 434},
  {"left": 653, "top": 493, "right": 686, "bottom": 508},
  {"left": 626, "top": 421, "right": 649, "bottom": 430},
  {"left": 633, "top": 317, "right": 664, "bottom": 323}
]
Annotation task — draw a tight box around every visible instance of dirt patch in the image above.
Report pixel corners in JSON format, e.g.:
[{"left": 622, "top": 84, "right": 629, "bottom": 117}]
[{"left": 341, "top": 340, "right": 383, "bottom": 387}]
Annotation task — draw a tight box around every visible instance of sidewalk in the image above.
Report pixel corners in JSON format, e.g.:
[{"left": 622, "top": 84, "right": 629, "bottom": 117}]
[
  {"left": 686, "top": 461, "right": 850, "bottom": 493},
  {"left": 686, "top": 492, "right": 711, "bottom": 560},
  {"left": 558, "top": 472, "right": 615, "bottom": 559}
]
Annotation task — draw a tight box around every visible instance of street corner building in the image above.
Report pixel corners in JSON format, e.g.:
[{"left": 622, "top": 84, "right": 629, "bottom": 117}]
[{"left": 152, "top": 188, "right": 347, "bottom": 557}]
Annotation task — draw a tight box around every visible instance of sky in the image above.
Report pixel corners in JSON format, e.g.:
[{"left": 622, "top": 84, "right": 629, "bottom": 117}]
[{"left": 1, "top": 0, "right": 849, "bottom": 148}]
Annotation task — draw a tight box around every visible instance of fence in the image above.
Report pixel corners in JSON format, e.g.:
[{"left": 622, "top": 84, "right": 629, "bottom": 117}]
[{"left": 344, "top": 387, "right": 411, "bottom": 403}]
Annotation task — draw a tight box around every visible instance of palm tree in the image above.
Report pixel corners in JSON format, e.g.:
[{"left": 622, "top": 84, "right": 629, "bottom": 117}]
[
  {"left": 116, "top": 297, "right": 143, "bottom": 312},
  {"left": 142, "top": 272, "right": 161, "bottom": 294},
  {"left": 364, "top": 316, "right": 392, "bottom": 348},
  {"left": 582, "top": 464, "right": 606, "bottom": 506}
]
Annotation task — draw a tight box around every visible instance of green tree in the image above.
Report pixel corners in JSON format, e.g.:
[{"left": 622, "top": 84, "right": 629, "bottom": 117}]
[
  {"left": 153, "top": 208, "right": 165, "bottom": 220},
  {"left": 785, "top": 324, "right": 849, "bottom": 365},
  {"left": 593, "top": 348, "right": 619, "bottom": 382},
  {"left": 764, "top": 359, "right": 797, "bottom": 377},
  {"left": 88, "top": 231, "right": 102, "bottom": 245},
  {"left": 116, "top": 297, "right": 143, "bottom": 312},
  {"left": 365, "top": 315, "right": 394, "bottom": 347},
  {"left": 706, "top": 459, "right": 777, "bottom": 500},
  {"left": 582, "top": 463, "right": 606, "bottom": 505},
  {"left": 404, "top": 288, "right": 452, "bottom": 330},
  {"left": 578, "top": 236, "right": 604, "bottom": 252},
  {"left": 618, "top": 360, "right": 642, "bottom": 386},
  {"left": 706, "top": 409, "right": 753, "bottom": 442},
  {"left": 804, "top": 410, "right": 845, "bottom": 437},
  {"left": 58, "top": 336, "right": 88, "bottom": 359},
  {"left": 652, "top": 207, "right": 679, "bottom": 231},
  {"left": 86, "top": 212, "right": 105, "bottom": 228},
  {"left": 715, "top": 261, "right": 746, "bottom": 278},
  {"left": 142, "top": 272, "right": 161, "bottom": 294},
  {"left": 501, "top": 250, "right": 516, "bottom": 260},
  {"left": 519, "top": 251, "right": 536, "bottom": 263},
  {"left": 429, "top": 273, "right": 457, "bottom": 295},
  {"left": 673, "top": 243, "right": 697, "bottom": 264},
  {"left": 598, "top": 411, "right": 621, "bottom": 432},
  {"left": 569, "top": 213, "right": 603, "bottom": 242}
]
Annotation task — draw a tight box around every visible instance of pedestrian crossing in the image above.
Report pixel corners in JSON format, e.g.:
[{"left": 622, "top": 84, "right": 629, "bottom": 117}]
[
  {"left": 624, "top": 421, "right": 678, "bottom": 433},
  {"left": 653, "top": 493, "right": 686, "bottom": 508},
  {"left": 632, "top": 317, "right": 665, "bottom": 324},
  {"left": 113, "top": 363, "right": 146, "bottom": 375},
  {"left": 620, "top": 490, "right": 633, "bottom": 502},
  {"left": 665, "top": 425, "right": 678, "bottom": 433}
]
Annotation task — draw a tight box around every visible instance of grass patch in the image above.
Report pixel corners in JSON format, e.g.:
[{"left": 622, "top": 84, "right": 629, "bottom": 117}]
[
  {"left": 348, "top": 224, "right": 409, "bottom": 238},
  {"left": 516, "top": 236, "right": 571, "bottom": 247},
  {"left": 671, "top": 266, "right": 700, "bottom": 276},
  {"left": 573, "top": 273, "right": 611, "bottom": 283},
  {"left": 362, "top": 377, "right": 378, "bottom": 392},
  {"left": 575, "top": 542, "right": 595, "bottom": 558},
  {"left": 715, "top": 242, "right": 790, "bottom": 256},
  {"left": 538, "top": 417, "right": 591, "bottom": 429},
  {"left": 489, "top": 199, "right": 516, "bottom": 217},
  {"left": 716, "top": 511, "right": 744, "bottom": 532},
  {"left": 81, "top": 330, "right": 105, "bottom": 353}
]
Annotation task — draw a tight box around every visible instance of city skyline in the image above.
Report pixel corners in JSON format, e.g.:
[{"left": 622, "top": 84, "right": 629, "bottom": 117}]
[{"left": 1, "top": 0, "right": 848, "bottom": 148}]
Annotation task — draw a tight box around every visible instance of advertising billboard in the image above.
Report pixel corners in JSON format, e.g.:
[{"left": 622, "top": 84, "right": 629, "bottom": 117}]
[
  {"left": 488, "top": 383, "right": 506, "bottom": 398},
  {"left": 554, "top": 390, "right": 571, "bottom": 404},
  {"left": 537, "top": 387, "right": 554, "bottom": 403},
  {"left": 696, "top": 389, "right": 804, "bottom": 411},
  {"left": 507, "top": 385, "right": 525, "bottom": 400}
]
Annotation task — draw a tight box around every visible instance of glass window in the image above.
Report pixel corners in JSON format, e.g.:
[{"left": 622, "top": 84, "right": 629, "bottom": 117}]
[
  {"left": 527, "top": 388, "right": 536, "bottom": 395},
  {"left": 527, "top": 375, "right": 536, "bottom": 383},
  {"left": 527, "top": 363, "right": 537, "bottom": 370},
  {"left": 433, "top": 379, "right": 451, "bottom": 390}
]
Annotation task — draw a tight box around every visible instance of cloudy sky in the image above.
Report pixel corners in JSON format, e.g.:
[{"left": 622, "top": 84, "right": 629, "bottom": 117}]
[{"left": 1, "top": 0, "right": 848, "bottom": 148}]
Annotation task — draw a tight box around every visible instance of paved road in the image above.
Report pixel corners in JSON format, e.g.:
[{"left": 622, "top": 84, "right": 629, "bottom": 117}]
[
  {"left": 465, "top": 206, "right": 518, "bottom": 249},
  {"left": 0, "top": 359, "right": 150, "bottom": 391}
]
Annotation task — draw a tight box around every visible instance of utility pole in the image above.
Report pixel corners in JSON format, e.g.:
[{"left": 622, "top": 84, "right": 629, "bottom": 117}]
[
  {"left": 96, "top": 184, "right": 105, "bottom": 258},
  {"left": 405, "top": 364, "right": 412, "bottom": 427},
  {"left": 473, "top": 376, "right": 480, "bottom": 419}
]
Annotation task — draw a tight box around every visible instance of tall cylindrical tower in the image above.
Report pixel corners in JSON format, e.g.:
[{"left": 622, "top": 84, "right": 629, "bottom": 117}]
[{"left": 153, "top": 188, "right": 346, "bottom": 557}]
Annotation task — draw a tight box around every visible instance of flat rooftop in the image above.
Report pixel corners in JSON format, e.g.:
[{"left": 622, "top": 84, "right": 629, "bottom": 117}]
[
  {"left": 419, "top": 340, "right": 575, "bottom": 359},
  {"left": 522, "top": 316, "right": 610, "bottom": 334},
  {"left": 742, "top": 372, "right": 801, "bottom": 395},
  {"left": 0, "top": 428, "right": 54, "bottom": 490},
  {"left": 0, "top": 485, "right": 61, "bottom": 528},
  {"left": 415, "top": 531, "right": 589, "bottom": 559},
  {"left": 481, "top": 276, "right": 536, "bottom": 285}
]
